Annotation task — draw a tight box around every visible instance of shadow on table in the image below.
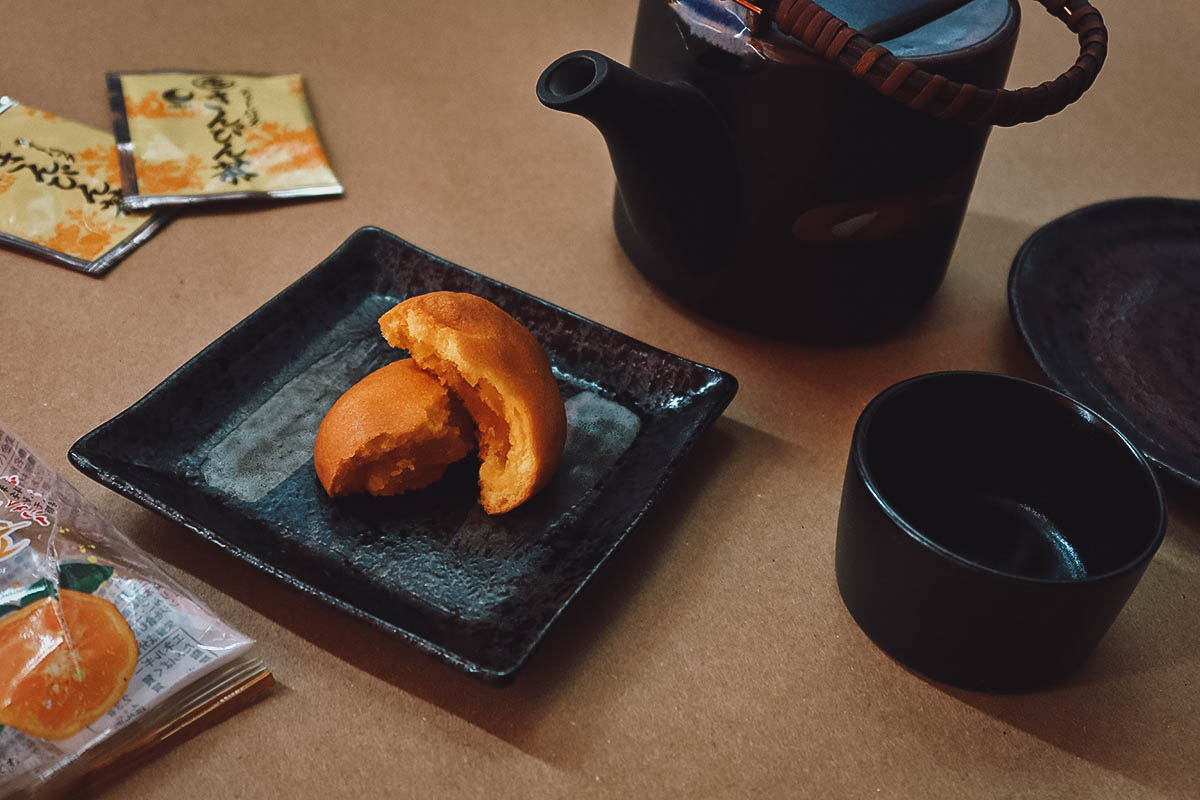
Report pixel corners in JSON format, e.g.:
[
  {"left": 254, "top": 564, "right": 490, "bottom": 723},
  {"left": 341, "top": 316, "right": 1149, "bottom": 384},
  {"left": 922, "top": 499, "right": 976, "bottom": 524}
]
[
  {"left": 769, "top": 209, "right": 1200, "bottom": 797},
  {"left": 933, "top": 299, "right": 1200, "bottom": 796},
  {"left": 928, "top": 481, "right": 1200, "bottom": 797},
  {"left": 981, "top": 211, "right": 1200, "bottom": 794},
  {"left": 121, "top": 415, "right": 805, "bottom": 771},
  {"left": 995, "top": 302, "right": 1045, "bottom": 383}
]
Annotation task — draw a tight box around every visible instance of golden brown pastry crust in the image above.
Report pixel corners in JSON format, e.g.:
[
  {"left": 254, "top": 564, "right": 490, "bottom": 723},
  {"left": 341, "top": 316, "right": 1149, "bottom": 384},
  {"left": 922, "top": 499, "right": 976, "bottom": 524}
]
[
  {"left": 379, "top": 292, "right": 566, "bottom": 514},
  {"left": 313, "top": 358, "right": 473, "bottom": 497}
]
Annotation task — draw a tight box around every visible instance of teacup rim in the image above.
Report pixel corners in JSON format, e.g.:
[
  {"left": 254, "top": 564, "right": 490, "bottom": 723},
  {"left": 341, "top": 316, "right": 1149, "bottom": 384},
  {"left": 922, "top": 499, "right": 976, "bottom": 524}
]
[{"left": 850, "top": 370, "right": 1168, "bottom": 585}]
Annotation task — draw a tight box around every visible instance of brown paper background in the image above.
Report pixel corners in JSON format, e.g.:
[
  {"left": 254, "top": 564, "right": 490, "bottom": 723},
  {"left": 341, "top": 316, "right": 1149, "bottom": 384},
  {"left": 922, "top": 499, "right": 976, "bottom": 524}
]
[{"left": 2, "top": 1, "right": 1198, "bottom": 797}]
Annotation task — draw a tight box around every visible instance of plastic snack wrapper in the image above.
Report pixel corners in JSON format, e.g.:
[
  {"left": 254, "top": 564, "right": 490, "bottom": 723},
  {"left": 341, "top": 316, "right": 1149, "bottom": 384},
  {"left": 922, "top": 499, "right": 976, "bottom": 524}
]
[
  {"left": 0, "top": 423, "right": 272, "bottom": 798},
  {"left": 0, "top": 98, "right": 169, "bottom": 276},
  {"left": 107, "top": 71, "right": 343, "bottom": 211}
]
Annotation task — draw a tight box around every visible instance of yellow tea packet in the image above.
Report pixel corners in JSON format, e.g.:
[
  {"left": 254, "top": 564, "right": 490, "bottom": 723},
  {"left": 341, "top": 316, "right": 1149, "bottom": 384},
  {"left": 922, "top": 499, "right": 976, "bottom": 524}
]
[
  {"left": 107, "top": 72, "right": 342, "bottom": 210},
  {"left": 0, "top": 97, "right": 168, "bottom": 275}
]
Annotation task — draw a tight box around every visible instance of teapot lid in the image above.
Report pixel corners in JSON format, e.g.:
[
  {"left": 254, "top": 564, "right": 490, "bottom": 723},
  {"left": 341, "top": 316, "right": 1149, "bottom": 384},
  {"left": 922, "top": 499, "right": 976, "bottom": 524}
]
[
  {"left": 819, "top": 0, "right": 975, "bottom": 41},
  {"left": 672, "top": 0, "right": 1015, "bottom": 63}
]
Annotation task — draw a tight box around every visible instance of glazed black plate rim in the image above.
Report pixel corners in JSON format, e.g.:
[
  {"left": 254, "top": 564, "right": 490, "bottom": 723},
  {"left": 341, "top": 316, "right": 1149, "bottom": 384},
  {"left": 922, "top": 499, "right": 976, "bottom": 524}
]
[
  {"left": 70, "top": 445, "right": 502, "bottom": 677},
  {"left": 1007, "top": 196, "right": 1200, "bottom": 490},
  {"left": 68, "top": 226, "right": 738, "bottom": 683}
]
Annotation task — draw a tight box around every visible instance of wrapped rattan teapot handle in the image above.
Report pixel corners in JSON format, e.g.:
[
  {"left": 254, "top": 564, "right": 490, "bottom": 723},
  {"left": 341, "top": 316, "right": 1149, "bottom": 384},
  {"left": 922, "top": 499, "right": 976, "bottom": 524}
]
[{"left": 737, "top": 0, "right": 1107, "bottom": 126}]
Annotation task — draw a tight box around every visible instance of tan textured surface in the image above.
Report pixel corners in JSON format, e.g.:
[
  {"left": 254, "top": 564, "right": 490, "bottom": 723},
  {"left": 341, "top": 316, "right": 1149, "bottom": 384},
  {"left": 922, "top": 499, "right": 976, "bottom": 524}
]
[{"left": 1, "top": 1, "right": 1198, "bottom": 797}]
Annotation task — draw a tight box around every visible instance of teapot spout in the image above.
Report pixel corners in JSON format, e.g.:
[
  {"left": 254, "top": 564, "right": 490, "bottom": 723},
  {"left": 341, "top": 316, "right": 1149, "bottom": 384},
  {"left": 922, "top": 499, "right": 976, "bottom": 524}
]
[{"left": 536, "top": 50, "right": 738, "bottom": 272}]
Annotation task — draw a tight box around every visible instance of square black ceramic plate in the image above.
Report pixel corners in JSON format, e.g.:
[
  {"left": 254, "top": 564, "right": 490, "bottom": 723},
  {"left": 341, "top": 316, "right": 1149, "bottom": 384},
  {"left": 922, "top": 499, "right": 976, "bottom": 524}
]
[{"left": 69, "top": 227, "right": 737, "bottom": 683}]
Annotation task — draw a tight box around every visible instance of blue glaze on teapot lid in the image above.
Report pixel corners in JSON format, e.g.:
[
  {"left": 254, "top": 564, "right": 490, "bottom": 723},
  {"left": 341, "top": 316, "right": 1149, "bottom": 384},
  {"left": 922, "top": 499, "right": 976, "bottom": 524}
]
[
  {"left": 880, "top": 0, "right": 1016, "bottom": 60},
  {"left": 818, "top": 0, "right": 974, "bottom": 41},
  {"left": 671, "top": 0, "right": 1014, "bottom": 62}
]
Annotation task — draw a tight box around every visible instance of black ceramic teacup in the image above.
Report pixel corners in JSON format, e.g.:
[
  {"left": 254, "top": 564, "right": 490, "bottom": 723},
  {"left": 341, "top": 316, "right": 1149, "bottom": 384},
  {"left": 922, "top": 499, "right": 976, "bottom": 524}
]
[{"left": 836, "top": 371, "right": 1166, "bottom": 691}]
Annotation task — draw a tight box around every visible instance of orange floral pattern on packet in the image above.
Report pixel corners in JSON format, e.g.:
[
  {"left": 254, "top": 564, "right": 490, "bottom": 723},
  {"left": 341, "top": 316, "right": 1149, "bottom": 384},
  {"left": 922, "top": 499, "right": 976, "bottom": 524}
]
[
  {"left": 18, "top": 107, "right": 59, "bottom": 122},
  {"left": 0, "top": 174, "right": 16, "bottom": 195},
  {"left": 134, "top": 154, "right": 206, "bottom": 193},
  {"left": 31, "top": 209, "right": 126, "bottom": 260},
  {"left": 125, "top": 92, "right": 198, "bottom": 120},
  {"left": 246, "top": 122, "right": 331, "bottom": 174},
  {"left": 77, "top": 146, "right": 123, "bottom": 186}
]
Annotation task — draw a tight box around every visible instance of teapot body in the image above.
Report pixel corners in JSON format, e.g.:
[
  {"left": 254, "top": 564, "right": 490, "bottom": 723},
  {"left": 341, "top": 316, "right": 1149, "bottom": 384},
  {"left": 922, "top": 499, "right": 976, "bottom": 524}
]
[{"left": 617, "top": 0, "right": 1019, "bottom": 340}]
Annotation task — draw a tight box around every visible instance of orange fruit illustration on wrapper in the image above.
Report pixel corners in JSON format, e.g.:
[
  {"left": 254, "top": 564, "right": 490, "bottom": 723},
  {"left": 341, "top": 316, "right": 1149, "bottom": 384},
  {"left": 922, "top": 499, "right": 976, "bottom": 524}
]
[{"left": 0, "top": 589, "right": 138, "bottom": 740}]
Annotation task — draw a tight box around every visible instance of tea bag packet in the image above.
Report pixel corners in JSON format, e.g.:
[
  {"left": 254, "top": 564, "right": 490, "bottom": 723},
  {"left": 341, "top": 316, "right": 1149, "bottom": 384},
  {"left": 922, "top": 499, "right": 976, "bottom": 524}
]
[
  {"left": 0, "top": 98, "right": 168, "bottom": 275},
  {"left": 0, "top": 422, "right": 272, "bottom": 796},
  {"left": 108, "top": 72, "right": 343, "bottom": 210}
]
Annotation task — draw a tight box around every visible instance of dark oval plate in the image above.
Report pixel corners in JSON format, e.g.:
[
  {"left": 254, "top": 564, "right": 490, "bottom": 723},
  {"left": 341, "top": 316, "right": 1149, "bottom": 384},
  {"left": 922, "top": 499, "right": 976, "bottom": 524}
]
[
  {"left": 1008, "top": 197, "right": 1200, "bottom": 489},
  {"left": 69, "top": 227, "right": 737, "bottom": 683}
]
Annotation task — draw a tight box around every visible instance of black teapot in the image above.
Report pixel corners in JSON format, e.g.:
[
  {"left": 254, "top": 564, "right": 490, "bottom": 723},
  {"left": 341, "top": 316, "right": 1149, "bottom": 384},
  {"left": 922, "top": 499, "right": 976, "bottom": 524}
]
[{"left": 537, "top": 0, "right": 1104, "bottom": 340}]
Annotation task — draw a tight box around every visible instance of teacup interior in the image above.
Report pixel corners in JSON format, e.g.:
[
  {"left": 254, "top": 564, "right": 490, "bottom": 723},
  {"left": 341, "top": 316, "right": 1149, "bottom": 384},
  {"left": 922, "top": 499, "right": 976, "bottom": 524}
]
[{"left": 861, "top": 374, "right": 1163, "bottom": 580}]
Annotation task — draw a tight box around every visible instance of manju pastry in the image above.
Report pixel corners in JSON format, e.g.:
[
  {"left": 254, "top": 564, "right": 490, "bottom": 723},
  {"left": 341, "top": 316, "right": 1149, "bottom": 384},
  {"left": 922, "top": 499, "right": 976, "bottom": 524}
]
[
  {"left": 313, "top": 358, "right": 474, "bottom": 497},
  {"left": 379, "top": 292, "right": 567, "bottom": 514}
]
